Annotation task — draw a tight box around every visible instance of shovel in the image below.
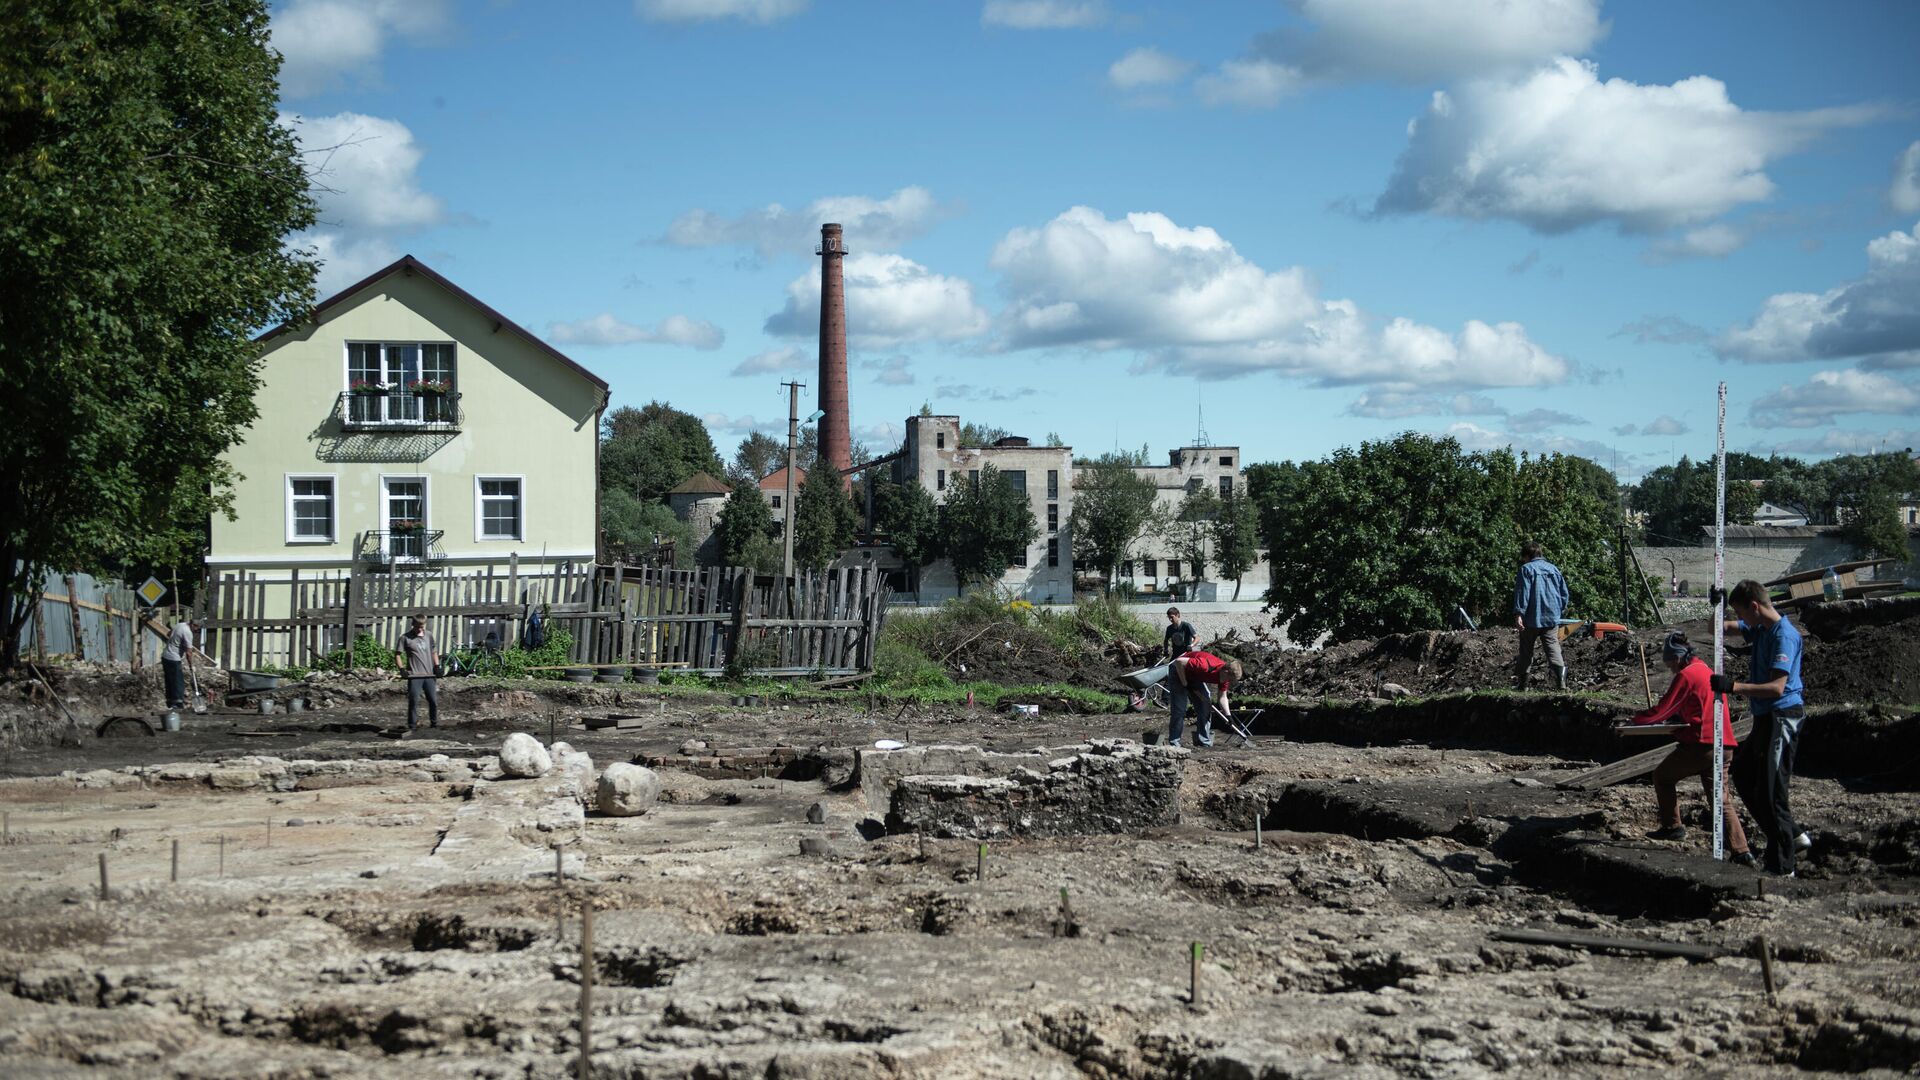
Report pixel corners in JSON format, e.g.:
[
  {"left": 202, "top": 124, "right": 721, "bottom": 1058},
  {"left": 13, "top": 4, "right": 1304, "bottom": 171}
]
[
  {"left": 1209, "top": 702, "right": 1255, "bottom": 747},
  {"left": 187, "top": 655, "right": 209, "bottom": 715}
]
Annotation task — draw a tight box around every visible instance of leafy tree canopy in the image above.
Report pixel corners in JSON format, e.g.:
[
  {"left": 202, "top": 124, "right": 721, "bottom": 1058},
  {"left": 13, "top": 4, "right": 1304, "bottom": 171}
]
[
  {"left": 601, "top": 489, "right": 693, "bottom": 569},
  {"left": 600, "top": 401, "right": 723, "bottom": 504},
  {"left": 728, "top": 432, "right": 784, "bottom": 485},
  {"left": 1210, "top": 490, "right": 1261, "bottom": 599},
  {"left": 714, "top": 481, "right": 779, "bottom": 572},
  {"left": 1840, "top": 485, "right": 1910, "bottom": 561},
  {"left": 940, "top": 464, "right": 1039, "bottom": 588},
  {"left": 1629, "top": 456, "right": 1760, "bottom": 544},
  {"left": 793, "top": 461, "right": 858, "bottom": 571},
  {"left": 1068, "top": 454, "right": 1160, "bottom": 591},
  {"left": 959, "top": 422, "right": 1012, "bottom": 448},
  {"left": 0, "top": 0, "right": 318, "bottom": 666},
  {"left": 872, "top": 474, "right": 940, "bottom": 595}
]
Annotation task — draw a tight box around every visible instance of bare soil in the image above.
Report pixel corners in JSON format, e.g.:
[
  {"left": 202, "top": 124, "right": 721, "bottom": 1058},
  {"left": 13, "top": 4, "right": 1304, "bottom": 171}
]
[{"left": 1, "top": 683, "right": 1915, "bottom": 1078}]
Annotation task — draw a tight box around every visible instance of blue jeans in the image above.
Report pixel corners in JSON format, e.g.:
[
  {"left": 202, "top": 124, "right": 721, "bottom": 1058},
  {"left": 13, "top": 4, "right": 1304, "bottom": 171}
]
[{"left": 1167, "top": 678, "right": 1213, "bottom": 747}]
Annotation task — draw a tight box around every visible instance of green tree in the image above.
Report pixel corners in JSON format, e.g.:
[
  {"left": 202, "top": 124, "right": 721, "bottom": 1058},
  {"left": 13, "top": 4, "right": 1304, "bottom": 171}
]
[
  {"left": 1068, "top": 454, "right": 1160, "bottom": 592},
  {"left": 728, "top": 432, "right": 784, "bottom": 485},
  {"left": 1630, "top": 456, "right": 1759, "bottom": 544},
  {"left": 873, "top": 474, "right": 941, "bottom": 599},
  {"left": 1840, "top": 485, "right": 1910, "bottom": 561},
  {"left": 1511, "top": 453, "right": 1637, "bottom": 622},
  {"left": 1210, "top": 490, "right": 1260, "bottom": 600},
  {"left": 940, "top": 464, "right": 1039, "bottom": 589},
  {"left": 1263, "top": 434, "right": 1516, "bottom": 643},
  {"left": 0, "top": 0, "right": 318, "bottom": 667},
  {"left": 959, "top": 422, "right": 1012, "bottom": 447},
  {"left": 600, "top": 489, "right": 693, "bottom": 569},
  {"left": 714, "top": 481, "right": 778, "bottom": 570},
  {"left": 1170, "top": 487, "right": 1220, "bottom": 583},
  {"left": 793, "top": 462, "right": 858, "bottom": 571},
  {"left": 600, "top": 402, "right": 723, "bottom": 503}
]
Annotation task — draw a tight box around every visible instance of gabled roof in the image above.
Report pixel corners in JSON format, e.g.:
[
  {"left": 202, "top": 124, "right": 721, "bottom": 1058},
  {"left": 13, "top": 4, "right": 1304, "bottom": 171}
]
[
  {"left": 255, "top": 254, "right": 609, "bottom": 392},
  {"left": 759, "top": 466, "right": 807, "bottom": 490},
  {"left": 669, "top": 471, "right": 730, "bottom": 496}
]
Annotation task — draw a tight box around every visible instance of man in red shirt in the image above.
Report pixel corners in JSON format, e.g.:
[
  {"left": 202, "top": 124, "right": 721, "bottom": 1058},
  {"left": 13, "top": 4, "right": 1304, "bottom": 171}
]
[
  {"left": 1166, "top": 650, "right": 1240, "bottom": 748},
  {"left": 1630, "top": 632, "right": 1754, "bottom": 865}
]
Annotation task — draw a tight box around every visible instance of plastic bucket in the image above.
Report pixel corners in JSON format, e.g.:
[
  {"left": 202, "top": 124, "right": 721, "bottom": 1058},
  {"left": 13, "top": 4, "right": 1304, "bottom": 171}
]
[
  {"left": 257, "top": 698, "right": 275, "bottom": 716},
  {"left": 288, "top": 697, "right": 306, "bottom": 714},
  {"left": 163, "top": 710, "right": 181, "bottom": 732}
]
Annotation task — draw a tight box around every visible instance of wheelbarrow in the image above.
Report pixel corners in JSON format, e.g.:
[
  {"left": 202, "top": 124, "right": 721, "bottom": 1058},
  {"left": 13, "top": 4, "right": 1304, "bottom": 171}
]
[{"left": 225, "top": 668, "right": 286, "bottom": 708}]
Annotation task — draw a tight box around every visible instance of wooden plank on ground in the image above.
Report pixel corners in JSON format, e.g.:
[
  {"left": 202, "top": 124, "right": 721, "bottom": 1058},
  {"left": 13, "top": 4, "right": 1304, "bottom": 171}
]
[
  {"left": 1489, "top": 927, "right": 1727, "bottom": 960},
  {"left": 1558, "top": 717, "right": 1755, "bottom": 790}
]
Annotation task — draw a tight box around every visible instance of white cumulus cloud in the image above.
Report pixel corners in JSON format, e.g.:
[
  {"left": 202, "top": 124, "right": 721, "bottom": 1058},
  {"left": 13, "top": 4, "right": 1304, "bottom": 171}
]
[
  {"left": 730, "top": 346, "right": 808, "bottom": 377},
  {"left": 989, "top": 206, "right": 1568, "bottom": 390},
  {"left": 765, "top": 253, "right": 990, "bottom": 348},
  {"left": 1375, "top": 58, "right": 1876, "bottom": 234},
  {"left": 1109, "top": 47, "right": 1191, "bottom": 89},
  {"left": 1265, "top": 0, "right": 1604, "bottom": 84},
  {"left": 1715, "top": 221, "right": 1920, "bottom": 366},
  {"left": 1750, "top": 369, "right": 1920, "bottom": 429},
  {"left": 1195, "top": 59, "right": 1304, "bottom": 108},
  {"left": 1444, "top": 421, "right": 1621, "bottom": 465},
  {"left": 1641, "top": 415, "right": 1688, "bottom": 436},
  {"left": 271, "top": 0, "right": 448, "bottom": 98},
  {"left": 982, "top": 1, "right": 1107, "bottom": 29},
  {"left": 636, "top": 0, "right": 806, "bottom": 23},
  {"left": 547, "top": 313, "right": 725, "bottom": 349},
  {"left": 280, "top": 111, "right": 445, "bottom": 299},
  {"left": 1892, "top": 141, "right": 1920, "bottom": 216},
  {"left": 663, "top": 186, "right": 950, "bottom": 259},
  {"left": 1643, "top": 223, "right": 1748, "bottom": 264},
  {"left": 863, "top": 355, "right": 915, "bottom": 386}
]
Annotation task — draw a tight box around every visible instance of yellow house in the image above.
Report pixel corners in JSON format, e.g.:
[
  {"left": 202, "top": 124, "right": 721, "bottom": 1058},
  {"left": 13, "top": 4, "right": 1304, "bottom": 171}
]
[{"left": 210, "top": 256, "right": 607, "bottom": 600}]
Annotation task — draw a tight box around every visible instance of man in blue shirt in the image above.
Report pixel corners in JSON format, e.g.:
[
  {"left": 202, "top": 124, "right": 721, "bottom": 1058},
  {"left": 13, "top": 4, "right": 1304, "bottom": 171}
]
[
  {"left": 1711, "top": 578, "right": 1806, "bottom": 876},
  {"left": 1511, "top": 542, "right": 1571, "bottom": 691}
]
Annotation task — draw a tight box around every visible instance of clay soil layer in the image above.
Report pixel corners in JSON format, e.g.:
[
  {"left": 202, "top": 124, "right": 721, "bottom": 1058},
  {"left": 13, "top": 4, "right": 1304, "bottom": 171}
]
[{"left": 1, "top": 684, "right": 1917, "bottom": 1078}]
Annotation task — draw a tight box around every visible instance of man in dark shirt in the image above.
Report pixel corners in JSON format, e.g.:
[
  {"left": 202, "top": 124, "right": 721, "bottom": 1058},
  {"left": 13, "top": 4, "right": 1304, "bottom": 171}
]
[
  {"left": 1163, "top": 607, "right": 1197, "bottom": 659},
  {"left": 395, "top": 614, "right": 440, "bottom": 733}
]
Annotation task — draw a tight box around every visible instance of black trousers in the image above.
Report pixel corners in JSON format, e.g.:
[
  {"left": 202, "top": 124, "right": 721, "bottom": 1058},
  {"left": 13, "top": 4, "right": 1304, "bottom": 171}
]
[
  {"left": 163, "top": 659, "right": 185, "bottom": 708},
  {"left": 1731, "top": 707, "right": 1802, "bottom": 873},
  {"left": 407, "top": 677, "right": 439, "bottom": 729}
]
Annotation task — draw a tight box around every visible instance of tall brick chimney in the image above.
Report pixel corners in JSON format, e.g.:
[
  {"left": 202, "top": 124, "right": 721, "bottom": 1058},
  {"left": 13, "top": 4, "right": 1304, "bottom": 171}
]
[{"left": 817, "top": 222, "right": 852, "bottom": 479}]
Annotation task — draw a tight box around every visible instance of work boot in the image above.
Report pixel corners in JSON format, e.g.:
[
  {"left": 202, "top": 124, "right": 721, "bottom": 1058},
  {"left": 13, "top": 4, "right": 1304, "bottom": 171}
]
[
  {"left": 1645, "top": 826, "right": 1686, "bottom": 841},
  {"left": 1551, "top": 665, "right": 1569, "bottom": 691}
]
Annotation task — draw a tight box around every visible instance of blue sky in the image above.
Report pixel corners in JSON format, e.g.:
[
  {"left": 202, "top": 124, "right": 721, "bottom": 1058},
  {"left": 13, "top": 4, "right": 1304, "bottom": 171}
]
[{"left": 271, "top": 0, "right": 1920, "bottom": 477}]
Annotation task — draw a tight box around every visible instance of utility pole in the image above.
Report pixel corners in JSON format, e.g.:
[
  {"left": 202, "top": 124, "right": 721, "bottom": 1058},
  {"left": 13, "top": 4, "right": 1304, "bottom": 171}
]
[{"left": 781, "top": 380, "right": 803, "bottom": 580}]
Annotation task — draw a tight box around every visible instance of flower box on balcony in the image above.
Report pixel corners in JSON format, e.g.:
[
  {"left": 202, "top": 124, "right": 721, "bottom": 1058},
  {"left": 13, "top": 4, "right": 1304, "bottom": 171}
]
[{"left": 348, "top": 382, "right": 385, "bottom": 396}]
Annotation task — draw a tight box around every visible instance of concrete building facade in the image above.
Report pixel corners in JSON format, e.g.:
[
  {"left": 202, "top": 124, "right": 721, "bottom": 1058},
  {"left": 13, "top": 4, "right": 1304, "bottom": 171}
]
[
  {"left": 1119, "top": 447, "right": 1271, "bottom": 601},
  {"left": 894, "top": 415, "right": 1074, "bottom": 603}
]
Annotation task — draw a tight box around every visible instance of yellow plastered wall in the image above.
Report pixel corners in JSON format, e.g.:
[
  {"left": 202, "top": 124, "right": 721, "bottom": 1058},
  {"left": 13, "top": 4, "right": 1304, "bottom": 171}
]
[{"left": 211, "top": 270, "right": 601, "bottom": 572}]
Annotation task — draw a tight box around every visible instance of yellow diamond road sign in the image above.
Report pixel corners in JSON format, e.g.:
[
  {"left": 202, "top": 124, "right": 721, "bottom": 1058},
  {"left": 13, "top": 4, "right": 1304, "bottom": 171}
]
[{"left": 137, "top": 577, "right": 166, "bottom": 606}]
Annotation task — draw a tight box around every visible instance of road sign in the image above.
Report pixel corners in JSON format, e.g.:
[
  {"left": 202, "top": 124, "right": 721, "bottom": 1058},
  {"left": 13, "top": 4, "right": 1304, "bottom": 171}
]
[{"left": 137, "top": 577, "right": 167, "bottom": 606}]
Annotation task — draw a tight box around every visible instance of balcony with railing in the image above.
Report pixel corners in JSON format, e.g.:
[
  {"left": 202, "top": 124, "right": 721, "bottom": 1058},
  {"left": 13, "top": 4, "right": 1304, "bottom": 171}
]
[
  {"left": 335, "top": 388, "right": 463, "bottom": 433},
  {"left": 357, "top": 528, "right": 449, "bottom": 569}
]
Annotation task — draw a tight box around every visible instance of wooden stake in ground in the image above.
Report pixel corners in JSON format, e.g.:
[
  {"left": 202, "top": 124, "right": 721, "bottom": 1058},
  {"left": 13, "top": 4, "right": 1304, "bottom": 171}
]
[
  {"left": 1189, "top": 942, "right": 1204, "bottom": 1008},
  {"left": 218, "top": 834, "right": 225, "bottom": 877},
  {"left": 1636, "top": 641, "right": 1654, "bottom": 708},
  {"left": 171, "top": 839, "right": 180, "bottom": 883},
  {"left": 98, "top": 853, "right": 109, "bottom": 900},
  {"left": 1757, "top": 934, "right": 1778, "bottom": 1004},
  {"left": 578, "top": 901, "right": 594, "bottom": 1080},
  {"left": 977, "top": 843, "right": 986, "bottom": 882}
]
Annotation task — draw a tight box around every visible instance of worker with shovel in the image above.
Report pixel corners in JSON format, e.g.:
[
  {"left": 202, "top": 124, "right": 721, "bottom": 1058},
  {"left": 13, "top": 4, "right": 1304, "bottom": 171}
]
[
  {"left": 1166, "top": 649, "right": 1243, "bottom": 749},
  {"left": 395, "top": 614, "right": 442, "bottom": 734},
  {"left": 1627, "top": 632, "right": 1755, "bottom": 866},
  {"left": 161, "top": 616, "right": 210, "bottom": 712}
]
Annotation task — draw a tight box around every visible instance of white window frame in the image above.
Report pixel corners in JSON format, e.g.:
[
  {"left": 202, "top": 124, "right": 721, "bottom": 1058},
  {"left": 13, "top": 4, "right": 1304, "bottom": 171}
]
[
  {"left": 475, "top": 474, "right": 525, "bottom": 542},
  {"left": 380, "top": 474, "right": 431, "bottom": 564},
  {"left": 342, "top": 340, "right": 458, "bottom": 425},
  {"left": 284, "top": 473, "right": 337, "bottom": 544}
]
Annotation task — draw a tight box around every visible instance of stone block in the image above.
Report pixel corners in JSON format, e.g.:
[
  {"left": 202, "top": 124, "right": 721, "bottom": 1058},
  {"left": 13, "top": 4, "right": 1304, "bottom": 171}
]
[
  {"left": 883, "top": 740, "right": 1184, "bottom": 839},
  {"left": 499, "top": 732, "right": 552, "bottom": 778},
  {"left": 597, "top": 762, "right": 661, "bottom": 817}
]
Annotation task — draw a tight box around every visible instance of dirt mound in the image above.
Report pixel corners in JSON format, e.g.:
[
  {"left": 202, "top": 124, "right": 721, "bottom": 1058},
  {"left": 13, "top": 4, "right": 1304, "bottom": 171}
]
[{"left": 1214, "top": 608, "right": 1920, "bottom": 710}]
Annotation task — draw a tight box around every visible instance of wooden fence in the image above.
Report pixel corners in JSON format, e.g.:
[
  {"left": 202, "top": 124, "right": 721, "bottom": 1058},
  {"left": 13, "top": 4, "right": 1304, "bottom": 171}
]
[
  {"left": 198, "top": 559, "right": 888, "bottom": 675},
  {"left": 12, "top": 569, "right": 160, "bottom": 668}
]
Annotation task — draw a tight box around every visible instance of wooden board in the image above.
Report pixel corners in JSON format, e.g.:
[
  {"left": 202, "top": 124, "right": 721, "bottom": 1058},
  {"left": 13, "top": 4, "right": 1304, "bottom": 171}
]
[
  {"left": 1763, "top": 558, "right": 1892, "bottom": 588},
  {"left": 1614, "top": 723, "right": 1688, "bottom": 736},
  {"left": 1559, "top": 716, "right": 1755, "bottom": 791}
]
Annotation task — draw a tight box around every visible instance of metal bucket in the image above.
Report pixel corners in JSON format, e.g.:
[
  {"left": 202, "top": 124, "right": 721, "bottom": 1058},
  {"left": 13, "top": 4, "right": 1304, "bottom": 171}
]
[
  {"left": 257, "top": 698, "right": 275, "bottom": 716},
  {"left": 287, "top": 697, "right": 306, "bottom": 714},
  {"left": 163, "top": 710, "right": 181, "bottom": 732}
]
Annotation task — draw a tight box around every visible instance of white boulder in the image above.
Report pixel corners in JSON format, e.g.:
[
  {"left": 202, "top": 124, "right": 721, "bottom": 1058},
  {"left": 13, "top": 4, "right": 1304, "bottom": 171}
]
[
  {"left": 596, "top": 762, "right": 660, "bottom": 817},
  {"left": 499, "top": 732, "right": 553, "bottom": 778},
  {"left": 549, "top": 741, "right": 595, "bottom": 800}
]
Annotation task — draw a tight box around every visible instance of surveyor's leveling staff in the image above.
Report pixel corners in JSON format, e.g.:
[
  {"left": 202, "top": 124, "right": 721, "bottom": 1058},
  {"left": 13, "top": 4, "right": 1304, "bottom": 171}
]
[{"left": 1711, "top": 382, "right": 1728, "bottom": 862}]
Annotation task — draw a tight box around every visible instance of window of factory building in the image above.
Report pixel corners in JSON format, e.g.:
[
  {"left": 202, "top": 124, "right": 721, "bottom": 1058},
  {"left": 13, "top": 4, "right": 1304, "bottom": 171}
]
[
  {"left": 1004, "top": 470, "right": 1026, "bottom": 495},
  {"left": 1047, "top": 503, "right": 1058, "bottom": 531},
  {"left": 1046, "top": 470, "right": 1058, "bottom": 498},
  {"left": 1143, "top": 559, "right": 1157, "bottom": 577},
  {"left": 1186, "top": 477, "right": 1202, "bottom": 494},
  {"left": 1220, "top": 456, "right": 1233, "bottom": 467},
  {"left": 1219, "top": 475, "right": 1233, "bottom": 498},
  {"left": 1013, "top": 543, "right": 1027, "bottom": 568},
  {"left": 1166, "top": 560, "right": 1180, "bottom": 579},
  {"left": 936, "top": 432, "right": 945, "bottom": 449},
  {"left": 1047, "top": 536, "right": 1059, "bottom": 567},
  {"left": 970, "top": 469, "right": 979, "bottom": 483},
  {"left": 771, "top": 495, "right": 782, "bottom": 509},
  {"left": 935, "top": 469, "right": 945, "bottom": 491},
  {"left": 1120, "top": 560, "right": 1132, "bottom": 577}
]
